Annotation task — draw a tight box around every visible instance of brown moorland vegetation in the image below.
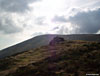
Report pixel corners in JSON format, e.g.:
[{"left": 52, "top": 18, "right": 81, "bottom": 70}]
[{"left": 0, "top": 37, "right": 100, "bottom": 76}]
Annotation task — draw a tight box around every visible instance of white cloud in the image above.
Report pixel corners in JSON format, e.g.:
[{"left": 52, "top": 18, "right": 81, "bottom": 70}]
[
  {"left": 52, "top": 8, "right": 100, "bottom": 34},
  {"left": 0, "top": 0, "right": 100, "bottom": 50},
  {"left": 52, "top": 15, "right": 67, "bottom": 23},
  {"left": 0, "top": 13, "right": 23, "bottom": 34}
]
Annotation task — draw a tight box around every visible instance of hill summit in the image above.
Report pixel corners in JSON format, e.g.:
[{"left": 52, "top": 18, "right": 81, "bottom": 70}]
[{"left": 0, "top": 34, "right": 100, "bottom": 58}]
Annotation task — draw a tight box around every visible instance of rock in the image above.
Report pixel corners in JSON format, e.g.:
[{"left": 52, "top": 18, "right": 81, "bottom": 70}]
[{"left": 49, "top": 37, "right": 65, "bottom": 45}]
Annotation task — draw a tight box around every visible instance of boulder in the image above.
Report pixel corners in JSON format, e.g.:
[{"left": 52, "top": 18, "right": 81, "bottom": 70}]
[{"left": 49, "top": 37, "right": 65, "bottom": 45}]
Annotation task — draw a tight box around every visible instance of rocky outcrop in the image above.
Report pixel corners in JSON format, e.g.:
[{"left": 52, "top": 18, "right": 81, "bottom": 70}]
[{"left": 49, "top": 36, "right": 65, "bottom": 45}]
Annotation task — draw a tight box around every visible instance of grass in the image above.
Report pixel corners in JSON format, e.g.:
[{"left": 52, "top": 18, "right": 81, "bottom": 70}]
[{"left": 0, "top": 40, "right": 100, "bottom": 76}]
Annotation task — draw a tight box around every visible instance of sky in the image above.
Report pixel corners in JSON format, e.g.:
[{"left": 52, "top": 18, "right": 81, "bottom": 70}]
[{"left": 0, "top": 0, "right": 100, "bottom": 50}]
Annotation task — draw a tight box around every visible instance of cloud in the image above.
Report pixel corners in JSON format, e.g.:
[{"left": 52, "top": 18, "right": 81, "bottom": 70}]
[
  {"left": 0, "top": 15, "right": 22, "bottom": 34},
  {"left": 52, "top": 15, "right": 67, "bottom": 23},
  {"left": 52, "top": 27, "right": 59, "bottom": 30},
  {"left": 35, "top": 17, "right": 46, "bottom": 25},
  {"left": 0, "top": 0, "right": 41, "bottom": 13},
  {"left": 0, "top": 0, "right": 41, "bottom": 34},
  {"left": 31, "top": 32, "right": 43, "bottom": 37},
  {"left": 56, "top": 26, "right": 65, "bottom": 34},
  {"left": 0, "top": 0, "right": 100, "bottom": 50},
  {"left": 68, "top": 8, "right": 100, "bottom": 34},
  {"left": 55, "top": 25, "right": 69, "bottom": 34}
]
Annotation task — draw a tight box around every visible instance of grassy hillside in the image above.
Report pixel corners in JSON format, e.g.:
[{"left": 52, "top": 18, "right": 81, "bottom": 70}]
[
  {"left": 1, "top": 34, "right": 100, "bottom": 58},
  {"left": 0, "top": 37, "right": 100, "bottom": 76}
]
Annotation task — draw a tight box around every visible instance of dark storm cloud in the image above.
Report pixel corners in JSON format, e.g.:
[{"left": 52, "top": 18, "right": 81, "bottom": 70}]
[
  {"left": 0, "top": 0, "right": 41, "bottom": 13},
  {"left": 0, "top": 17, "right": 22, "bottom": 34},
  {"left": 68, "top": 8, "right": 100, "bottom": 34},
  {"left": 52, "top": 15, "right": 67, "bottom": 23}
]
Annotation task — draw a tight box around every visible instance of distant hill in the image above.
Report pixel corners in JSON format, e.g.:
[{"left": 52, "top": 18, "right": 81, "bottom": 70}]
[
  {"left": 0, "top": 37, "right": 100, "bottom": 76},
  {"left": 0, "top": 34, "right": 100, "bottom": 58}
]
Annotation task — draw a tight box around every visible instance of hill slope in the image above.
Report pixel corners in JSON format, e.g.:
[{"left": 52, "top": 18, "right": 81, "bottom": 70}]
[
  {"left": 0, "top": 34, "right": 100, "bottom": 58},
  {"left": 0, "top": 37, "right": 100, "bottom": 76}
]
